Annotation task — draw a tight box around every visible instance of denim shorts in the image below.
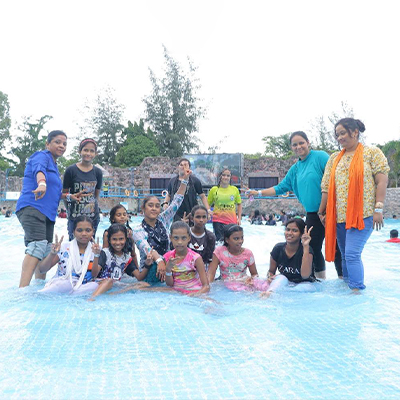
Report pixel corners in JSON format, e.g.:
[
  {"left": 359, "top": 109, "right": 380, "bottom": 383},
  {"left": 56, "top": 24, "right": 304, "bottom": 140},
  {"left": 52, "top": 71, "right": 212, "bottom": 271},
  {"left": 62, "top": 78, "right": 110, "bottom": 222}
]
[{"left": 16, "top": 206, "right": 55, "bottom": 246}]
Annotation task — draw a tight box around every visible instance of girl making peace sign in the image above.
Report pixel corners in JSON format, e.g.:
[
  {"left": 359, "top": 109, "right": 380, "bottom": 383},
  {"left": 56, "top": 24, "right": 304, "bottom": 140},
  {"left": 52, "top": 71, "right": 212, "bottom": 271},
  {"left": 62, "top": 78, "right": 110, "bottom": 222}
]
[{"left": 263, "top": 218, "right": 316, "bottom": 296}]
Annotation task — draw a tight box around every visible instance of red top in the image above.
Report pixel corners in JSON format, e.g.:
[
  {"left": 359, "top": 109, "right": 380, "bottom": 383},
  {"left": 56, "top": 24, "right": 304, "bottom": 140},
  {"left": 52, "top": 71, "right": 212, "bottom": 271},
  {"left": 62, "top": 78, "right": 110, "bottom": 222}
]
[{"left": 386, "top": 238, "right": 400, "bottom": 243}]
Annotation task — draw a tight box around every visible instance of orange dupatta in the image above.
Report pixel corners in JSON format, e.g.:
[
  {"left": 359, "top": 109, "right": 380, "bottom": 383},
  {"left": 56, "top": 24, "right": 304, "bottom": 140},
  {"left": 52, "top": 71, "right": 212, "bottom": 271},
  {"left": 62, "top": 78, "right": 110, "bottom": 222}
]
[{"left": 325, "top": 143, "right": 365, "bottom": 261}]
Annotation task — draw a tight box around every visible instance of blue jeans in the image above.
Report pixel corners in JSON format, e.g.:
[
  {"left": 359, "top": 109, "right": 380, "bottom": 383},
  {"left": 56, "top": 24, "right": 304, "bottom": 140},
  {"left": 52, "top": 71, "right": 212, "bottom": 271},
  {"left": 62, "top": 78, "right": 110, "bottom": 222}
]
[{"left": 336, "top": 217, "right": 373, "bottom": 290}]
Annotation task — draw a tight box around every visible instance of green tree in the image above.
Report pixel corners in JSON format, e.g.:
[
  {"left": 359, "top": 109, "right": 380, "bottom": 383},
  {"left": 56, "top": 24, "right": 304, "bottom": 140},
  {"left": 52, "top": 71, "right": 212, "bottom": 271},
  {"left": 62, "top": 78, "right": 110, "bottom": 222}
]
[
  {"left": 379, "top": 140, "right": 400, "bottom": 187},
  {"left": 80, "top": 87, "right": 125, "bottom": 165},
  {"left": 116, "top": 119, "right": 159, "bottom": 166},
  {"left": 262, "top": 133, "right": 293, "bottom": 159},
  {"left": 143, "top": 46, "right": 206, "bottom": 157},
  {"left": 310, "top": 101, "right": 355, "bottom": 153},
  {"left": 9, "top": 115, "right": 52, "bottom": 176},
  {"left": 0, "top": 91, "right": 11, "bottom": 153}
]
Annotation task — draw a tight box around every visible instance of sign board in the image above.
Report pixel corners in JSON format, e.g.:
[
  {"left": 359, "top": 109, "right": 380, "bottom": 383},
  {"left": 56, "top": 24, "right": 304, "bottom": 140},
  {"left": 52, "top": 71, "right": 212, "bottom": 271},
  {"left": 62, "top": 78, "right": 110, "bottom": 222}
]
[
  {"left": 184, "top": 153, "right": 243, "bottom": 186},
  {"left": 6, "top": 192, "right": 20, "bottom": 200}
]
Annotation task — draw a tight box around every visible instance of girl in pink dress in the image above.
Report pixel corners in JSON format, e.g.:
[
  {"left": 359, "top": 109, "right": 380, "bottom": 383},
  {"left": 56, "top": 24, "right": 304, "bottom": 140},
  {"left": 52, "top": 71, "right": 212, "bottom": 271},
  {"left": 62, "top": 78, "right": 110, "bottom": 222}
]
[
  {"left": 163, "top": 221, "right": 210, "bottom": 296},
  {"left": 208, "top": 224, "right": 269, "bottom": 291}
]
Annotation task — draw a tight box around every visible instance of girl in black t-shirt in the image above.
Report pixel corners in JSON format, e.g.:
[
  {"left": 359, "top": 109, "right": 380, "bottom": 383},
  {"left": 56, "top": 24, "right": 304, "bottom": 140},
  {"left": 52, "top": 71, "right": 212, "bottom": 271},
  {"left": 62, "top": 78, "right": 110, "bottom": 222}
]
[
  {"left": 262, "top": 218, "right": 316, "bottom": 297},
  {"left": 63, "top": 138, "right": 103, "bottom": 240}
]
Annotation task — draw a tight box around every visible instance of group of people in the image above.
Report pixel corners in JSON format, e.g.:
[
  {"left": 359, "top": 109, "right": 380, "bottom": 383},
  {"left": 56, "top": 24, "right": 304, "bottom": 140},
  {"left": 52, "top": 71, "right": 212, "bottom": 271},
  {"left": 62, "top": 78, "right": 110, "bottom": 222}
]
[{"left": 15, "top": 117, "right": 392, "bottom": 297}]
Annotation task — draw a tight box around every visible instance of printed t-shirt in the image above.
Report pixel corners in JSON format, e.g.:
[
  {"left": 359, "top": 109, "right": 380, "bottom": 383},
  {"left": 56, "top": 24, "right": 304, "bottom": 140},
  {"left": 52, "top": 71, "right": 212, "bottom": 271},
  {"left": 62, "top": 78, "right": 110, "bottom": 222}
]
[
  {"left": 188, "top": 228, "right": 216, "bottom": 265},
  {"left": 63, "top": 164, "right": 103, "bottom": 220},
  {"left": 213, "top": 245, "right": 254, "bottom": 281},
  {"left": 97, "top": 248, "right": 131, "bottom": 280},
  {"left": 164, "top": 248, "right": 203, "bottom": 293},
  {"left": 52, "top": 242, "right": 95, "bottom": 284},
  {"left": 208, "top": 185, "right": 241, "bottom": 224},
  {"left": 270, "top": 242, "right": 315, "bottom": 283}
]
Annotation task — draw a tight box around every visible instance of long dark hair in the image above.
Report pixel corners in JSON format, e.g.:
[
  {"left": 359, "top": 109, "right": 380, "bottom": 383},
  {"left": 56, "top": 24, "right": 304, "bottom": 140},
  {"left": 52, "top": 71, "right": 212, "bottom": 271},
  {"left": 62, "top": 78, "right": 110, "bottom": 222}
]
[
  {"left": 106, "top": 223, "right": 130, "bottom": 255},
  {"left": 285, "top": 218, "right": 306, "bottom": 235},
  {"left": 73, "top": 216, "right": 94, "bottom": 231},
  {"left": 223, "top": 224, "right": 243, "bottom": 247},
  {"left": 334, "top": 118, "right": 366, "bottom": 137},
  {"left": 109, "top": 204, "right": 132, "bottom": 230}
]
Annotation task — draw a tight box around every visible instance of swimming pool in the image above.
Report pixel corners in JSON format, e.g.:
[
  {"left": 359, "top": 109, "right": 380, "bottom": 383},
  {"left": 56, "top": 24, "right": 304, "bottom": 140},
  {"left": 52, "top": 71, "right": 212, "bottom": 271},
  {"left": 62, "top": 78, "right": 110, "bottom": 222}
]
[{"left": 0, "top": 215, "right": 399, "bottom": 399}]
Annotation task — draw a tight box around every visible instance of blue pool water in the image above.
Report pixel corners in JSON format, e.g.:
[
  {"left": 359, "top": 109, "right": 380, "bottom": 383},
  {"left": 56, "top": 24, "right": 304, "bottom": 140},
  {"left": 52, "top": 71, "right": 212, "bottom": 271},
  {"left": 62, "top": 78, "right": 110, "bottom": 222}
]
[{"left": 0, "top": 214, "right": 399, "bottom": 399}]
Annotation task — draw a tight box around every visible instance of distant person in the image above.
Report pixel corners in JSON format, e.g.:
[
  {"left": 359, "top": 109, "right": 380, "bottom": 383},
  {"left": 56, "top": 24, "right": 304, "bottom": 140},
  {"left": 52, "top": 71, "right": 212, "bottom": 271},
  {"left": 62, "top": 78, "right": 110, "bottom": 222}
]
[
  {"left": 103, "top": 183, "right": 109, "bottom": 197},
  {"left": 5, "top": 208, "right": 12, "bottom": 218},
  {"left": 208, "top": 168, "right": 242, "bottom": 241},
  {"left": 386, "top": 230, "right": 400, "bottom": 243},
  {"left": 393, "top": 215, "right": 397, "bottom": 220},
  {"left": 163, "top": 158, "right": 210, "bottom": 222},
  {"left": 250, "top": 209, "right": 264, "bottom": 225},
  {"left": 1, "top": 206, "right": 6, "bottom": 215},
  {"left": 58, "top": 209, "right": 67, "bottom": 218},
  {"left": 279, "top": 211, "right": 288, "bottom": 225},
  {"left": 265, "top": 214, "right": 277, "bottom": 226}
]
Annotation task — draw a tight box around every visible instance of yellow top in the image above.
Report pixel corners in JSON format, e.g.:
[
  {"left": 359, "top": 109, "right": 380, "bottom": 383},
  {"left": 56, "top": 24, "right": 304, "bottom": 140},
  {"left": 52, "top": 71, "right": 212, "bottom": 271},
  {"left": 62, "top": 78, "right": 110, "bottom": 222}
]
[{"left": 321, "top": 146, "right": 389, "bottom": 223}]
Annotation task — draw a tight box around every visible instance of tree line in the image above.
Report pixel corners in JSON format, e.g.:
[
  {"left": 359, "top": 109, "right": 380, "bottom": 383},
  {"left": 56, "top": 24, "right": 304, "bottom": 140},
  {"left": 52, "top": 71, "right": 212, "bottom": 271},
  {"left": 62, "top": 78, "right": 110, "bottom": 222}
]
[
  {"left": 1, "top": 48, "right": 399, "bottom": 188},
  {"left": 0, "top": 46, "right": 205, "bottom": 176}
]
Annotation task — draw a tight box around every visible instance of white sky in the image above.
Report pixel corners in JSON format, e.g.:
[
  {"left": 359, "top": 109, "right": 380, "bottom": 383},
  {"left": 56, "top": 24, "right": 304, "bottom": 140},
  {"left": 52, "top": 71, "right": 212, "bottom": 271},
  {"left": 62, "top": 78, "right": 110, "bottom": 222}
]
[{"left": 1, "top": 0, "right": 400, "bottom": 156}]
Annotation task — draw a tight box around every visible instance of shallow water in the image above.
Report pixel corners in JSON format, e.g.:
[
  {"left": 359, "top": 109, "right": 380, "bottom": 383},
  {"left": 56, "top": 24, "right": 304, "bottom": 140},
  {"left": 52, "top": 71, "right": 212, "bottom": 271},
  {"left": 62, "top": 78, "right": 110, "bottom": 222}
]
[{"left": 1, "top": 214, "right": 399, "bottom": 399}]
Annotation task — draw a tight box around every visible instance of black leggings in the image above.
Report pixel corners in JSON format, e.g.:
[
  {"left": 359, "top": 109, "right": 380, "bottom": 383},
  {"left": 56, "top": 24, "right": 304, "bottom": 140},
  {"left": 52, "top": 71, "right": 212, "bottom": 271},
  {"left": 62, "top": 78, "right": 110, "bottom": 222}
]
[{"left": 305, "top": 212, "right": 342, "bottom": 277}]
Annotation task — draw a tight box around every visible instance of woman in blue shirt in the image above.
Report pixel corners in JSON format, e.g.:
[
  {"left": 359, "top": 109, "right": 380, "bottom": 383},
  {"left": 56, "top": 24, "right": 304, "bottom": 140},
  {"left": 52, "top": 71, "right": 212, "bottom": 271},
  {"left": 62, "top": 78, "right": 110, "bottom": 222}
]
[
  {"left": 247, "top": 131, "right": 342, "bottom": 279},
  {"left": 16, "top": 131, "right": 84, "bottom": 287}
]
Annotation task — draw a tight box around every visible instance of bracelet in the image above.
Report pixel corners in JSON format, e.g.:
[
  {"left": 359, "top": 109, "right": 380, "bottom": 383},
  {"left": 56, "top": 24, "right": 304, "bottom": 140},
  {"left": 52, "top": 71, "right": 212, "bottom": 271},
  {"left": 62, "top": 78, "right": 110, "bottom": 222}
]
[
  {"left": 155, "top": 257, "right": 164, "bottom": 265},
  {"left": 374, "top": 208, "right": 383, "bottom": 213},
  {"left": 93, "top": 254, "right": 100, "bottom": 258},
  {"left": 181, "top": 179, "right": 189, "bottom": 185},
  {"left": 38, "top": 182, "right": 47, "bottom": 187},
  {"left": 258, "top": 190, "right": 262, "bottom": 197},
  {"left": 165, "top": 271, "right": 172, "bottom": 277},
  {"left": 66, "top": 193, "right": 71, "bottom": 202}
]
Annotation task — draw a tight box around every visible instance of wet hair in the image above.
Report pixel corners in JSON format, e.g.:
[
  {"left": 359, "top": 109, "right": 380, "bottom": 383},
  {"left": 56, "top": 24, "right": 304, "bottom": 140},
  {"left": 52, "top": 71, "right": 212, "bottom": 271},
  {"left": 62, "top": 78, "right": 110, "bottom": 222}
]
[
  {"left": 178, "top": 158, "right": 191, "bottom": 168},
  {"left": 217, "top": 168, "right": 232, "bottom": 187},
  {"left": 289, "top": 131, "right": 309, "bottom": 143},
  {"left": 47, "top": 130, "right": 67, "bottom": 143},
  {"left": 141, "top": 196, "right": 160, "bottom": 210},
  {"left": 170, "top": 221, "right": 190, "bottom": 236},
  {"left": 254, "top": 209, "right": 260, "bottom": 217},
  {"left": 73, "top": 215, "right": 94, "bottom": 231},
  {"left": 109, "top": 204, "right": 131, "bottom": 230},
  {"left": 334, "top": 118, "right": 366, "bottom": 137},
  {"left": 223, "top": 224, "right": 243, "bottom": 246},
  {"left": 79, "top": 138, "right": 97, "bottom": 152},
  {"left": 191, "top": 204, "right": 208, "bottom": 216},
  {"left": 285, "top": 218, "right": 306, "bottom": 235},
  {"left": 106, "top": 223, "right": 130, "bottom": 255},
  {"left": 390, "top": 229, "right": 399, "bottom": 238}
]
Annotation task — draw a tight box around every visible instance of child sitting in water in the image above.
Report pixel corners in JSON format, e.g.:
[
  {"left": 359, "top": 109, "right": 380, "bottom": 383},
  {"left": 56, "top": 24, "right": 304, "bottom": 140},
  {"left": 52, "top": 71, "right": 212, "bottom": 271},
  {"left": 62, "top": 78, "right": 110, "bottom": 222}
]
[
  {"left": 103, "top": 204, "right": 139, "bottom": 276},
  {"left": 163, "top": 221, "right": 210, "bottom": 296},
  {"left": 39, "top": 216, "right": 101, "bottom": 294},
  {"left": 186, "top": 205, "right": 216, "bottom": 269},
  {"left": 90, "top": 224, "right": 149, "bottom": 300},
  {"left": 208, "top": 224, "right": 269, "bottom": 291},
  {"left": 117, "top": 221, "right": 210, "bottom": 296},
  {"left": 262, "top": 218, "right": 315, "bottom": 297}
]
